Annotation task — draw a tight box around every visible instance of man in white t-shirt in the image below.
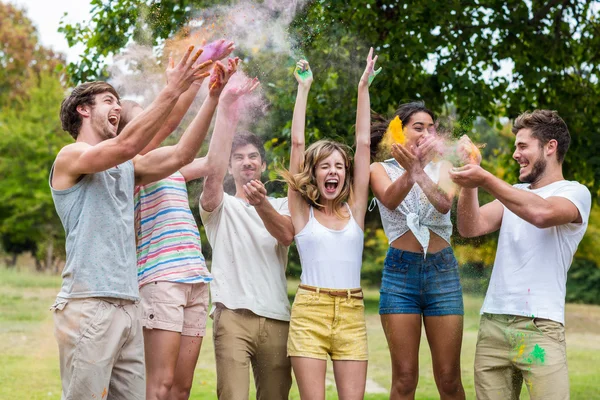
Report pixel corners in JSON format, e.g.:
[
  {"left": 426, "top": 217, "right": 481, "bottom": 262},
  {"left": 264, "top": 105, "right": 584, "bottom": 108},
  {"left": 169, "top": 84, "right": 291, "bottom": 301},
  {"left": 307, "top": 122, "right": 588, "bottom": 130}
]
[
  {"left": 200, "top": 126, "right": 294, "bottom": 399},
  {"left": 449, "top": 110, "right": 591, "bottom": 400}
]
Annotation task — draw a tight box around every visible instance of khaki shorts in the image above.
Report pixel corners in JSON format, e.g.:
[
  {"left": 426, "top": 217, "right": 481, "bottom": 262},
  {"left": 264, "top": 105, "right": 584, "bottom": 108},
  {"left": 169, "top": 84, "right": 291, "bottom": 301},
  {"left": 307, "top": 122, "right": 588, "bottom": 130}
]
[
  {"left": 51, "top": 297, "right": 145, "bottom": 400},
  {"left": 213, "top": 305, "right": 292, "bottom": 400},
  {"left": 474, "top": 313, "right": 569, "bottom": 400},
  {"left": 288, "top": 286, "right": 368, "bottom": 361},
  {"left": 139, "top": 281, "right": 209, "bottom": 337}
]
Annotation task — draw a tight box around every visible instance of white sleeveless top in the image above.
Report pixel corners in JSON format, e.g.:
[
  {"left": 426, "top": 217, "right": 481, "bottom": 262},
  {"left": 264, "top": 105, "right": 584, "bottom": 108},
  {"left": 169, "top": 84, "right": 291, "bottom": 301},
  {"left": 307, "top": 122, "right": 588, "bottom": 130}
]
[
  {"left": 295, "top": 205, "right": 364, "bottom": 289},
  {"left": 375, "top": 159, "right": 452, "bottom": 254}
]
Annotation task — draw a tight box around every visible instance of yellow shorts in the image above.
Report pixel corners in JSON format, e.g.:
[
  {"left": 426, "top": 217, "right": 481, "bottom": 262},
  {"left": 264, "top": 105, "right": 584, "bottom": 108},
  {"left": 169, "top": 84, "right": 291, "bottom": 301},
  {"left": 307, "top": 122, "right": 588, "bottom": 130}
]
[{"left": 287, "top": 286, "right": 368, "bottom": 361}]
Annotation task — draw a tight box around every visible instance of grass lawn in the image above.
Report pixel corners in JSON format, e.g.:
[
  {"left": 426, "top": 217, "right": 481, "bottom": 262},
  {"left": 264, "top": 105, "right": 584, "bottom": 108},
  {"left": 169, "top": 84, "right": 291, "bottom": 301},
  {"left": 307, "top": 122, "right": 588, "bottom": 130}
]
[{"left": 1, "top": 269, "right": 599, "bottom": 399}]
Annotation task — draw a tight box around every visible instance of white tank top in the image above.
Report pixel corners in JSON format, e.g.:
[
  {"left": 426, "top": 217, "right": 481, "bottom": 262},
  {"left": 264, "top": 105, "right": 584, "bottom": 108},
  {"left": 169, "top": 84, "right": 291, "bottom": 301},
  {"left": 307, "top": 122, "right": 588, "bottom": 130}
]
[
  {"left": 374, "top": 159, "right": 452, "bottom": 255},
  {"left": 295, "top": 205, "right": 364, "bottom": 289}
]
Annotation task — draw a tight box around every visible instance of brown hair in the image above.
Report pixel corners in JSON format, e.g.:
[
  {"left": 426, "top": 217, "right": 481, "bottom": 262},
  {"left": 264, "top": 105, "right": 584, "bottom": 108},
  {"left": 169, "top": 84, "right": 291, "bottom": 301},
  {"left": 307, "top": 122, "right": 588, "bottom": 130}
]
[
  {"left": 230, "top": 131, "right": 266, "bottom": 164},
  {"left": 512, "top": 110, "right": 570, "bottom": 163},
  {"left": 117, "top": 100, "right": 143, "bottom": 134},
  {"left": 60, "top": 81, "right": 119, "bottom": 139},
  {"left": 370, "top": 101, "right": 435, "bottom": 159},
  {"left": 281, "top": 139, "right": 354, "bottom": 219}
]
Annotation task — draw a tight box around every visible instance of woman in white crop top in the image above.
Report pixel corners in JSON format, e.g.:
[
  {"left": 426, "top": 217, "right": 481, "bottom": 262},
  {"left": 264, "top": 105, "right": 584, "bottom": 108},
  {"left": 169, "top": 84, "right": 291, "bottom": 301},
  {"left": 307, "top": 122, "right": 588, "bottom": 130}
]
[
  {"left": 370, "top": 103, "right": 466, "bottom": 399},
  {"left": 280, "top": 51, "right": 376, "bottom": 400}
]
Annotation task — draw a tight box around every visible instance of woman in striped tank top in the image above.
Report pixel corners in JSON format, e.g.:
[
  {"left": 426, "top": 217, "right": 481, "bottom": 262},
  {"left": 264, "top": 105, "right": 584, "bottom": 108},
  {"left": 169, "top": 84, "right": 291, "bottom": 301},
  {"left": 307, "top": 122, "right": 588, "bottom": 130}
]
[{"left": 121, "top": 52, "right": 258, "bottom": 399}]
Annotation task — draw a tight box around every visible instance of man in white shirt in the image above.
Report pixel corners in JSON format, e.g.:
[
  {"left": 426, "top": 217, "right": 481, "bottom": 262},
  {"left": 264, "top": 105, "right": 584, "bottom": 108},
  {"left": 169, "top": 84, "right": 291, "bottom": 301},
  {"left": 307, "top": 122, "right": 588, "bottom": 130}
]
[
  {"left": 449, "top": 110, "right": 591, "bottom": 400},
  {"left": 200, "top": 125, "right": 294, "bottom": 399}
]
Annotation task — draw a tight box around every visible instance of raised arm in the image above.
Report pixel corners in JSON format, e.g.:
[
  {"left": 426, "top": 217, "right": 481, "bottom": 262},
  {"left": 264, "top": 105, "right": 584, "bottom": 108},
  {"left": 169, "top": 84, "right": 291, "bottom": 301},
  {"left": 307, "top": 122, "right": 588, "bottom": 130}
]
[
  {"left": 287, "top": 60, "right": 313, "bottom": 231},
  {"left": 180, "top": 58, "right": 241, "bottom": 182},
  {"left": 140, "top": 40, "right": 235, "bottom": 154},
  {"left": 135, "top": 59, "right": 240, "bottom": 185},
  {"left": 200, "top": 76, "right": 260, "bottom": 212},
  {"left": 352, "top": 48, "right": 377, "bottom": 227},
  {"left": 54, "top": 46, "right": 213, "bottom": 184}
]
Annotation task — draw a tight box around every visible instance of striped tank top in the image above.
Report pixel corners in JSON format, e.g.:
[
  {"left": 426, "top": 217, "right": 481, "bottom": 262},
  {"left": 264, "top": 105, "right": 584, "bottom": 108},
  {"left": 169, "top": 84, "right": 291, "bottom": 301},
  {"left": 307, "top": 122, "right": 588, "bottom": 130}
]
[{"left": 134, "top": 171, "right": 212, "bottom": 287}]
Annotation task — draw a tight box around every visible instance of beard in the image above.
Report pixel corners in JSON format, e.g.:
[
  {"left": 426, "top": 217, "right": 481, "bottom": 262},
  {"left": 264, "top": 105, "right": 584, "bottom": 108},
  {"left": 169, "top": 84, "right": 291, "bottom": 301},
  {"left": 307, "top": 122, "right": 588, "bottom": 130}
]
[{"left": 520, "top": 157, "right": 547, "bottom": 184}]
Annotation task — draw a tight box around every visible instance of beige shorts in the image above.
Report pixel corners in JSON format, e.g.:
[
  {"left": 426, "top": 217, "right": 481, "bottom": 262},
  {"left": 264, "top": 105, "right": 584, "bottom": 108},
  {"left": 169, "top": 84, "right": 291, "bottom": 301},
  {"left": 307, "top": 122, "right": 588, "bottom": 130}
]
[
  {"left": 213, "top": 305, "right": 292, "bottom": 399},
  {"left": 287, "top": 286, "right": 368, "bottom": 361},
  {"left": 475, "top": 313, "right": 569, "bottom": 400},
  {"left": 51, "top": 297, "right": 145, "bottom": 400},
  {"left": 139, "top": 281, "right": 209, "bottom": 337}
]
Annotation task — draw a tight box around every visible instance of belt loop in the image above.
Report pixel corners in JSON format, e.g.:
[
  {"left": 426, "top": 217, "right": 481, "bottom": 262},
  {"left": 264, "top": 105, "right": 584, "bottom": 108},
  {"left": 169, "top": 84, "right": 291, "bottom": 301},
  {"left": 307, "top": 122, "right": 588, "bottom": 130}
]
[
  {"left": 347, "top": 290, "right": 351, "bottom": 300},
  {"left": 316, "top": 287, "right": 320, "bottom": 298}
]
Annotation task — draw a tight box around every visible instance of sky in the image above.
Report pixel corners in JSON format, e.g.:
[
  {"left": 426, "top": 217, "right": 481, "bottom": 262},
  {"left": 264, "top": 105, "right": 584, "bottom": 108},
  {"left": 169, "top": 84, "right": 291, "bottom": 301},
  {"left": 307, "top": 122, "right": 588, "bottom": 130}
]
[{"left": 11, "top": 0, "right": 92, "bottom": 63}]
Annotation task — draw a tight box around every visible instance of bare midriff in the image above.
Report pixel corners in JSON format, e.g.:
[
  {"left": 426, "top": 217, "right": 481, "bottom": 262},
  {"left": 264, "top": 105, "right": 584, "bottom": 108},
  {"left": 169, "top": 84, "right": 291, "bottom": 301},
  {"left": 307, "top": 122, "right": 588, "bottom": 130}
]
[{"left": 390, "top": 230, "right": 450, "bottom": 254}]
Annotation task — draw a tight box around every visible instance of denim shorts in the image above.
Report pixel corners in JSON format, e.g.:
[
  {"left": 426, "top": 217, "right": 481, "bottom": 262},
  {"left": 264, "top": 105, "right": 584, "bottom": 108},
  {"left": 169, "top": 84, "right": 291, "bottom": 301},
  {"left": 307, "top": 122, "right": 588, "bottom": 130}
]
[{"left": 379, "top": 247, "right": 464, "bottom": 316}]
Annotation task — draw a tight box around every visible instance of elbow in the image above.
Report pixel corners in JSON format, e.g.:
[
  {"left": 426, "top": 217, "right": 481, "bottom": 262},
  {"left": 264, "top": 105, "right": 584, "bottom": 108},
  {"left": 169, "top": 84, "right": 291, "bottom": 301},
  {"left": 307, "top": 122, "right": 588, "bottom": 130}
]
[
  {"left": 436, "top": 201, "right": 452, "bottom": 215},
  {"left": 457, "top": 224, "right": 474, "bottom": 238},
  {"left": 380, "top": 198, "right": 399, "bottom": 211},
  {"left": 291, "top": 139, "right": 305, "bottom": 148},
  {"left": 281, "top": 234, "right": 294, "bottom": 247},
  {"left": 530, "top": 212, "right": 554, "bottom": 229},
  {"left": 356, "top": 136, "right": 370, "bottom": 149}
]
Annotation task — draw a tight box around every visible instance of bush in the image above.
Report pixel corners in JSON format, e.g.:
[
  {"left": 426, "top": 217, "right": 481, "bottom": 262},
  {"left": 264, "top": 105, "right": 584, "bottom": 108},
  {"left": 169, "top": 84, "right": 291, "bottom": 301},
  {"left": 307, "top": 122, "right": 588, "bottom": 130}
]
[{"left": 566, "top": 258, "right": 600, "bottom": 305}]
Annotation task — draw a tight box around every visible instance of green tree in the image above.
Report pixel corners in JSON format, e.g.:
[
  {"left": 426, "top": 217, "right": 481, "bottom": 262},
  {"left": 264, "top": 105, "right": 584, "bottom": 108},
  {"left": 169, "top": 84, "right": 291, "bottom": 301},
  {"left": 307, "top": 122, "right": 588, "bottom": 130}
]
[
  {"left": 60, "top": 0, "right": 600, "bottom": 197},
  {"left": 0, "top": 2, "right": 64, "bottom": 107},
  {"left": 0, "top": 73, "right": 70, "bottom": 270}
]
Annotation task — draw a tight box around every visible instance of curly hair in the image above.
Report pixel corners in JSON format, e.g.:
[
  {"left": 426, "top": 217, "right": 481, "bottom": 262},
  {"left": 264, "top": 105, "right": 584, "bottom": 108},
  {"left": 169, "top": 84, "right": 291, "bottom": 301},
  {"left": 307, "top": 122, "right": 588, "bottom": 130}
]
[
  {"left": 512, "top": 110, "right": 570, "bottom": 163},
  {"left": 281, "top": 139, "right": 354, "bottom": 219},
  {"left": 60, "top": 81, "right": 120, "bottom": 139}
]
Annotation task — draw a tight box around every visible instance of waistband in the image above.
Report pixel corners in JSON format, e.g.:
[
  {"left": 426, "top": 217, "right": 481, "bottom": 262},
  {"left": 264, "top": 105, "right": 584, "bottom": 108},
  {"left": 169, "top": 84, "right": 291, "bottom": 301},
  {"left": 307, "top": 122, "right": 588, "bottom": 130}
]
[
  {"left": 387, "top": 246, "right": 454, "bottom": 264},
  {"left": 298, "top": 284, "right": 363, "bottom": 299}
]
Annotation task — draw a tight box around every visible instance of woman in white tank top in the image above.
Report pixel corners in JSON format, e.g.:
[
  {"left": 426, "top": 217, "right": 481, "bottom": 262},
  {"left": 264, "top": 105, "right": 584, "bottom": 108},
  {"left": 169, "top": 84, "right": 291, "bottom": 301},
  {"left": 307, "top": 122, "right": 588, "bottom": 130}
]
[
  {"left": 280, "top": 50, "right": 377, "bottom": 400},
  {"left": 370, "top": 103, "right": 466, "bottom": 399}
]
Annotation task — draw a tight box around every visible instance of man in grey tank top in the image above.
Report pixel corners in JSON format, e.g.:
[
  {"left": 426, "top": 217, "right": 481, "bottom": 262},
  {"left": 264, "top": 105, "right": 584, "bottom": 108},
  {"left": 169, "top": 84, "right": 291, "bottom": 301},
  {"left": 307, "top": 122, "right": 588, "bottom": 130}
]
[{"left": 49, "top": 47, "right": 214, "bottom": 400}]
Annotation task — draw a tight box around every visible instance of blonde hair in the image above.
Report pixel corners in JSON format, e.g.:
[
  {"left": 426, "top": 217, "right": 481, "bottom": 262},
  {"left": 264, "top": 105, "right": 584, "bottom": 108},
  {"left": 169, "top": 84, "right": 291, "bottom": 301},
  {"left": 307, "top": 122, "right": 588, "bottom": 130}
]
[{"left": 281, "top": 139, "right": 354, "bottom": 219}]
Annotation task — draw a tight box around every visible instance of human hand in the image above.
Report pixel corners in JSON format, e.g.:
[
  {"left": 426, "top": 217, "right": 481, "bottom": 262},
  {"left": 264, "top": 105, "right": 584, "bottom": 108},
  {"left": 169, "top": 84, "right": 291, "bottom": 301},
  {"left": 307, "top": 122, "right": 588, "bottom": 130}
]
[
  {"left": 359, "top": 47, "right": 380, "bottom": 87},
  {"left": 209, "top": 57, "right": 240, "bottom": 97},
  {"left": 448, "top": 164, "right": 489, "bottom": 188},
  {"left": 195, "top": 39, "right": 235, "bottom": 65},
  {"left": 220, "top": 76, "right": 261, "bottom": 108},
  {"left": 166, "top": 46, "right": 213, "bottom": 95},
  {"left": 294, "top": 60, "right": 313, "bottom": 87},
  {"left": 416, "top": 134, "right": 441, "bottom": 167},
  {"left": 456, "top": 134, "right": 482, "bottom": 165},
  {"left": 243, "top": 179, "right": 267, "bottom": 206},
  {"left": 391, "top": 143, "right": 423, "bottom": 177}
]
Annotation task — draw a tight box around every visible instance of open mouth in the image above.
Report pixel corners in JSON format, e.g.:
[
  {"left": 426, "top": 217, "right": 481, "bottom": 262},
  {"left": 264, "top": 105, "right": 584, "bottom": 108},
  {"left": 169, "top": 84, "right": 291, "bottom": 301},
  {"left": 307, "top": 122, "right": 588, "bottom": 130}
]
[
  {"left": 108, "top": 115, "right": 119, "bottom": 128},
  {"left": 518, "top": 161, "right": 529, "bottom": 171},
  {"left": 324, "top": 179, "right": 339, "bottom": 194}
]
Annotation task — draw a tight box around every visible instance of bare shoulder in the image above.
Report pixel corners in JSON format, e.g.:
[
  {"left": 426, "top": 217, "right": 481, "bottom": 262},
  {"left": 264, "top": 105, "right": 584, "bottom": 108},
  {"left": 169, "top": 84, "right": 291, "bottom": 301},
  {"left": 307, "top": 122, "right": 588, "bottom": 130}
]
[
  {"left": 52, "top": 143, "right": 91, "bottom": 190},
  {"left": 370, "top": 161, "right": 385, "bottom": 173}
]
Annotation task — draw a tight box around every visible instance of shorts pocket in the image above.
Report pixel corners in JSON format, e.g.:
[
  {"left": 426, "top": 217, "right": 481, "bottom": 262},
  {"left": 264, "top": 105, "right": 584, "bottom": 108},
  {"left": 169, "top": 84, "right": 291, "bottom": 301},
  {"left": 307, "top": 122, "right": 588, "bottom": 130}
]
[
  {"left": 432, "top": 256, "right": 461, "bottom": 293},
  {"left": 381, "top": 253, "right": 411, "bottom": 294},
  {"left": 78, "top": 299, "right": 108, "bottom": 342},
  {"left": 532, "top": 318, "right": 565, "bottom": 344}
]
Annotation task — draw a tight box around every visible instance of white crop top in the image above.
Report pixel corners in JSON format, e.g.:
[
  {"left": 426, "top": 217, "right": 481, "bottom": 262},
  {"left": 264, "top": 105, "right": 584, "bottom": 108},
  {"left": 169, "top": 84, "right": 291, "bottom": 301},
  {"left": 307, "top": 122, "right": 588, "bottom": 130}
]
[
  {"left": 295, "top": 205, "right": 364, "bottom": 289},
  {"left": 374, "top": 159, "right": 452, "bottom": 254}
]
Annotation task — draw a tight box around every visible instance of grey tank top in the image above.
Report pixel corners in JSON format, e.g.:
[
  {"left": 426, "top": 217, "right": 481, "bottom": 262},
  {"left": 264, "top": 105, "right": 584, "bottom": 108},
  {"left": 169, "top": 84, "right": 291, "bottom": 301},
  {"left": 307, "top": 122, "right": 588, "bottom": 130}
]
[{"left": 50, "top": 160, "right": 138, "bottom": 300}]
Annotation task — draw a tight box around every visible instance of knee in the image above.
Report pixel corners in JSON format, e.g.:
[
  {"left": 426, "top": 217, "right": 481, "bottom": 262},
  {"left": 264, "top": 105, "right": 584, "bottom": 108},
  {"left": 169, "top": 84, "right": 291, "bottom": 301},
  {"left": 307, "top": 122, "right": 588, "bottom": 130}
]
[
  {"left": 169, "top": 385, "right": 192, "bottom": 400},
  {"left": 148, "top": 376, "right": 175, "bottom": 400},
  {"left": 391, "top": 368, "right": 419, "bottom": 396},
  {"left": 436, "top": 368, "right": 463, "bottom": 395}
]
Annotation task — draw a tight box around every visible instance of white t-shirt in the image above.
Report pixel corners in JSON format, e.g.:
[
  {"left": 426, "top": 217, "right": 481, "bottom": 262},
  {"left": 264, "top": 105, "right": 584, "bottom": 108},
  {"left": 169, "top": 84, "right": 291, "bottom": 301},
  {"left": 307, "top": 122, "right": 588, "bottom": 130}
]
[
  {"left": 481, "top": 180, "right": 592, "bottom": 324},
  {"left": 200, "top": 193, "right": 291, "bottom": 321}
]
